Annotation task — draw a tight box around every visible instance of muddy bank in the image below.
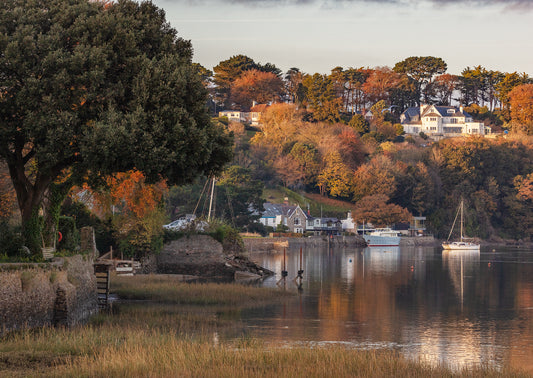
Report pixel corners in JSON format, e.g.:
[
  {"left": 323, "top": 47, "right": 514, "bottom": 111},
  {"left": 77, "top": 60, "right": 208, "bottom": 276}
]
[
  {"left": 244, "top": 235, "right": 367, "bottom": 252},
  {"left": 142, "top": 235, "right": 273, "bottom": 279}
]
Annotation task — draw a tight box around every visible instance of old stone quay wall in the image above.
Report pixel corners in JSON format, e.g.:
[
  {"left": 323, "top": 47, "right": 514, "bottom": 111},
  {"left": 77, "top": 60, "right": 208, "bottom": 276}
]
[{"left": 0, "top": 255, "right": 98, "bottom": 335}]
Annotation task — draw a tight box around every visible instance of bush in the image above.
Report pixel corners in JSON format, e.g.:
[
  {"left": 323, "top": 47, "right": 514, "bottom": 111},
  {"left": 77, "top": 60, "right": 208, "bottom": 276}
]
[
  {"left": 58, "top": 216, "right": 79, "bottom": 252},
  {"left": 0, "top": 221, "right": 23, "bottom": 257}
]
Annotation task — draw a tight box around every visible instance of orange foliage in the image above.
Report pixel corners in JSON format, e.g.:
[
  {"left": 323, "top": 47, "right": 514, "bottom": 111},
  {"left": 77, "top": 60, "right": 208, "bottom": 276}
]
[{"left": 105, "top": 170, "right": 167, "bottom": 219}]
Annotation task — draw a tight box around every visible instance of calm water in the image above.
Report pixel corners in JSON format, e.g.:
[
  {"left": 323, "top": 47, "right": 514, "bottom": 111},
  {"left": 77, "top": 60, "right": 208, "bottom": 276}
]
[{"left": 242, "top": 246, "right": 533, "bottom": 372}]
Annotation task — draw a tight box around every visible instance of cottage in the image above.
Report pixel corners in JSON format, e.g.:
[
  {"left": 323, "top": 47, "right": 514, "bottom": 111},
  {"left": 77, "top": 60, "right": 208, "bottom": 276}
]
[{"left": 259, "top": 202, "right": 309, "bottom": 234}]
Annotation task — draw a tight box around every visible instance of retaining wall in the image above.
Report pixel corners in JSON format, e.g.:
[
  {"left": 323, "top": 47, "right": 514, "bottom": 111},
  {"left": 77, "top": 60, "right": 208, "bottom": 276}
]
[{"left": 0, "top": 255, "right": 98, "bottom": 335}]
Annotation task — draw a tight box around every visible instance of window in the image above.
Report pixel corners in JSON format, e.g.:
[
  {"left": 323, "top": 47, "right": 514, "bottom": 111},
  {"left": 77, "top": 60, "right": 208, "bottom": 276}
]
[
  {"left": 450, "top": 118, "right": 458, "bottom": 124},
  {"left": 447, "top": 109, "right": 455, "bottom": 114},
  {"left": 294, "top": 218, "right": 300, "bottom": 225}
]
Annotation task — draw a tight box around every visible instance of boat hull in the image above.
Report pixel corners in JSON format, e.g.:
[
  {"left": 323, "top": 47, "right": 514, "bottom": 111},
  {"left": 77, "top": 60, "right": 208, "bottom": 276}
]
[
  {"left": 365, "top": 235, "right": 401, "bottom": 247},
  {"left": 442, "top": 242, "right": 480, "bottom": 251}
]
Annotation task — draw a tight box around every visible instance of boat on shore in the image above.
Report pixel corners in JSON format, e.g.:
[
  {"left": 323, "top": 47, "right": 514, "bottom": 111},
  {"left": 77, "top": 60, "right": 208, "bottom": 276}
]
[
  {"left": 442, "top": 199, "right": 480, "bottom": 251},
  {"left": 364, "top": 228, "right": 402, "bottom": 247}
]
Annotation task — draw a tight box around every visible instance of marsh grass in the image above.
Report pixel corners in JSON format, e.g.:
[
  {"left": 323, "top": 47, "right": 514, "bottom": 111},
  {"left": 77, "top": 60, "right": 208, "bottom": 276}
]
[
  {"left": 111, "top": 274, "right": 289, "bottom": 305},
  {"left": 0, "top": 274, "right": 528, "bottom": 377}
]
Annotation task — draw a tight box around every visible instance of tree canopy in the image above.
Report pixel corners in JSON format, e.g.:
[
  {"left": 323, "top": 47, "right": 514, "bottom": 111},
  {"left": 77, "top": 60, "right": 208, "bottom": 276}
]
[{"left": 0, "top": 0, "right": 233, "bottom": 252}]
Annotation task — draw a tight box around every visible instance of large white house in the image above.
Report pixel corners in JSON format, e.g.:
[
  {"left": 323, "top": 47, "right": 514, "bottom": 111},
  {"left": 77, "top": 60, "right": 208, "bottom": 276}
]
[{"left": 400, "top": 105, "right": 490, "bottom": 139}]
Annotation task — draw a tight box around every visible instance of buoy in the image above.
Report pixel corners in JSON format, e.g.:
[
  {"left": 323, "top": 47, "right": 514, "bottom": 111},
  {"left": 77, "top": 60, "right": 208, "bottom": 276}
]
[{"left": 58, "top": 231, "right": 63, "bottom": 243}]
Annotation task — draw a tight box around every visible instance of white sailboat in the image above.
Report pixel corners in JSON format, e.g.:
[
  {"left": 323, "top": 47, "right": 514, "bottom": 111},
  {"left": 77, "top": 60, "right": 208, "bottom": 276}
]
[{"left": 442, "top": 199, "right": 480, "bottom": 251}]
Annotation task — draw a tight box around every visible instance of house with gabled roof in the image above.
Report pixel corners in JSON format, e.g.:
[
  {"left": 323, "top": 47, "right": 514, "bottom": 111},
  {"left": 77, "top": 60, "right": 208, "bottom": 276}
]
[
  {"left": 259, "top": 202, "right": 309, "bottom": 234},
  {"left": 400, "top": 104, "right": 489, "bottom": 140}
]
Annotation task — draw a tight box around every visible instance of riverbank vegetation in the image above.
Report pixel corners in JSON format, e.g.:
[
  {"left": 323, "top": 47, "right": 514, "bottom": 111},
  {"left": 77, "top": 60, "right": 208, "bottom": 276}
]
[{"left": 0, "top": 275, "right": 526, "bottom": 377}]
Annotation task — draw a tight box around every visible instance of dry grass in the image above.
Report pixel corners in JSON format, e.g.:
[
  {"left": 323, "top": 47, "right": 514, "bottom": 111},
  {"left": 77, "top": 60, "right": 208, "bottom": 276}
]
[
  {"left": 111, "top": 274, "right": 290, "bottom": 305},
  {"left": 0, "top": 275, "right": 528, "bottom": 377}
]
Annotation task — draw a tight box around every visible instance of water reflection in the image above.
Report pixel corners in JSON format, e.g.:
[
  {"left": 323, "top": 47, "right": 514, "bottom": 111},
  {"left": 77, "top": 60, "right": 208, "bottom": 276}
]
[{"left": 246, "top": 246, "right": 533, "bottom": 373}]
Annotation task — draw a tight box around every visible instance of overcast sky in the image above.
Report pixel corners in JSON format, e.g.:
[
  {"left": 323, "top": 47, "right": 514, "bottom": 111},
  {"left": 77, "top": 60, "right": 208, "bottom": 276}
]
[{"left": 151, "top": 0, "right": 533, "bottom": 76}]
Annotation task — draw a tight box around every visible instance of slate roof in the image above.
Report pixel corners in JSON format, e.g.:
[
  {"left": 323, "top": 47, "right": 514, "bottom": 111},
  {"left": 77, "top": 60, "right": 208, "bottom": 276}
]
[
  {"left": 402, "top": 105, "right": 472, "bottom": 124},
  {"left": 261, "top": 203, "right": 309, "bottom": 219}
]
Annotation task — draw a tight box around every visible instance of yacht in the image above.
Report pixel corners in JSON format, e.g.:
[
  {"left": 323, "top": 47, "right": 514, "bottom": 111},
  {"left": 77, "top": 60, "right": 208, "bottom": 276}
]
[{"left": 364, "top": 228, "right": 402, "bottom": 247}]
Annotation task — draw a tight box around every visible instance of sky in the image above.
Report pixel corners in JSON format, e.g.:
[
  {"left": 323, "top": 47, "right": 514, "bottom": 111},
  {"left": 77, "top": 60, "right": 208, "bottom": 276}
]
[{"left": 151, "top": 0, "right": 533, "bottom": 76}]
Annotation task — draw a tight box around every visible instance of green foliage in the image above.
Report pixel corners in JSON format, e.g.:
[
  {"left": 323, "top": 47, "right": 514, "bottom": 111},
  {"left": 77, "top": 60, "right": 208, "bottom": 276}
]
[
  {"left": 349, "top": 114, "right": 370, "bottom": 134},
  {"left": 0, "top": 0, "right": 232, "bottom": 255},
  {"left": 0, "top": 221, "right": 23, "bottom": 257},
  {"left": 61, "top": 201, "right": 115, "bottom": 253},
  {"left": 207, "top": 221, "right": 245, "bottom": 255},
  {"left": 57, "top": 216, "right": 79, "bottom": 252}
]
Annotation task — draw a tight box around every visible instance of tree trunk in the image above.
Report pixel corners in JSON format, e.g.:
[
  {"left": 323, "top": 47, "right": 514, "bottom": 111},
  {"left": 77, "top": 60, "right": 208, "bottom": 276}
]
[{"left": 8, "top": 158, "right": 54, "bottom": 254}]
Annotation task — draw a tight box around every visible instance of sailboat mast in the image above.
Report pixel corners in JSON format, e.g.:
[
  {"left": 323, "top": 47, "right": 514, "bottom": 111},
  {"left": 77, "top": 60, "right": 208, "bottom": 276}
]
[
  {"left": 460, "top": 199, "right": 463, "bottom": 241},
  {"left": 208, "top": 176, "right": 216, "bottom": 222}
]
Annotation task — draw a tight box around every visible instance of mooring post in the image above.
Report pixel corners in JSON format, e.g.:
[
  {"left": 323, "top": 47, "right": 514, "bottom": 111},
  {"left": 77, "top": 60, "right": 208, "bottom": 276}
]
[
  {"left": 277, "top": 248, "right": 288, "bottom": 287},
  {"left": 294, "top": 246, "right": 304, "bottom": 290}
]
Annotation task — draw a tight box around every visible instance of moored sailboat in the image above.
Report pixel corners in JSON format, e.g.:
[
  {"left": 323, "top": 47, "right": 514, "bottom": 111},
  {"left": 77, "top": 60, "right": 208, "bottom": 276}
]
[{"left": 442, "top": 199, "right": 480, "bottom": 251}]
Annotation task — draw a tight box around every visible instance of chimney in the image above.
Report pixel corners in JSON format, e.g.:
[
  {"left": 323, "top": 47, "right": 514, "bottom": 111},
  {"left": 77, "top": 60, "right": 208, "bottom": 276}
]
[
  {"left": 283, "top": 197, "right": 289, "bottom": 205},
  {"left": 460, "top": 106, "right": 464, "bottom": 113},
  {"left": 252, "top": 100, "right": 257, "bottom": 108}
]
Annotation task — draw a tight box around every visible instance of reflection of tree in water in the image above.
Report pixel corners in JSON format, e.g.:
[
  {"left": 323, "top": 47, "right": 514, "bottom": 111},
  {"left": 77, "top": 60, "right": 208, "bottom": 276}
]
[{"left": 442, "top": 251, "right": 480, "bottom": 304}]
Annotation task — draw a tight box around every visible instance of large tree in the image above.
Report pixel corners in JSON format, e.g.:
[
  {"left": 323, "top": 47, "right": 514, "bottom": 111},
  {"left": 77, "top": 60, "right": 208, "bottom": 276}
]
[
  {"left": 393, "top": 56, "right": 447, "bottom": 104},
  {"left": 0, "top": 0, "right": 233, "bottom": 253}
]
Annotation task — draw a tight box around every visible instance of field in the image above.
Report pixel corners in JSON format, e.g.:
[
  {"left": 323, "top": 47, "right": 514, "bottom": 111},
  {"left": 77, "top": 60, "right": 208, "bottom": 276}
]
[{"left": 0, "top": 274, "right": 527, "bottom": 377}]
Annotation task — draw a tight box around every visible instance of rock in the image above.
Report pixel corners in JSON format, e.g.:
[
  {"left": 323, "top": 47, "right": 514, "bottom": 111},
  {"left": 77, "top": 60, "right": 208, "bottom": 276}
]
[{"left": 155, "top": 235, "right": 273, "bottom": 279}]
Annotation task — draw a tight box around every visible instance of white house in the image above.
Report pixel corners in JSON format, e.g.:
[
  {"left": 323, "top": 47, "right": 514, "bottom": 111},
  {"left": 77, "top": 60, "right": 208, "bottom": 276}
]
[
  {"left": 259, "top": 202, "right": 309, "bottom": 234},
  {"left": 218, "top": 110, "right": 250, "bottom": 124},
  {"left": 400, "top": 105, "right": 489, "bottom": 140}
]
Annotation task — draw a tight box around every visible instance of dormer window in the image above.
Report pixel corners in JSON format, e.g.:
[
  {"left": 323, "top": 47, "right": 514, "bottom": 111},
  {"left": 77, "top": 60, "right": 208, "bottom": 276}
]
[{"left": 447, "top": 109, "right": 455, "bottom": 114}]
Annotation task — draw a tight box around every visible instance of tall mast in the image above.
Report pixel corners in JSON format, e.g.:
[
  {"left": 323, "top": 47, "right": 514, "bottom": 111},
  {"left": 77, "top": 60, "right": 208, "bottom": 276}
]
[
  {"left": 208, "top": 176, "right": 216, "bottom": 222},
  {"left": 460, "top": 199, "right": 464, "bottom": 241}
]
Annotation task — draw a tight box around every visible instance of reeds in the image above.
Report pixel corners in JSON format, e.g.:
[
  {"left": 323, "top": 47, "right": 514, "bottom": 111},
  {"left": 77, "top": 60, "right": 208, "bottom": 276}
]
[
  {"left": 0, "top": 275, "right": 528, "bottom": 377},
  {"left": 111, "top": 274, "right": 289, "bottom": 305}
]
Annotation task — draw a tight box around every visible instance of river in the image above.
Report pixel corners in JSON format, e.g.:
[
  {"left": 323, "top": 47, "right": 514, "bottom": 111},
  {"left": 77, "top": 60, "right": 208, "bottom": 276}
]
[{"left": 242, "top": 246, "right": 533, "bottom": 373}]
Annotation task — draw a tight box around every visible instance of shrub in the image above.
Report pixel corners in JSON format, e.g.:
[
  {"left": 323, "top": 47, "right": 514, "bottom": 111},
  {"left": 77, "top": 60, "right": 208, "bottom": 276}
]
[
  {"left": 0, "top": 221, "right": 23, "bottom": 257},
  {"left": 58, "top": 216, "right": 79, "bottom": 252}
]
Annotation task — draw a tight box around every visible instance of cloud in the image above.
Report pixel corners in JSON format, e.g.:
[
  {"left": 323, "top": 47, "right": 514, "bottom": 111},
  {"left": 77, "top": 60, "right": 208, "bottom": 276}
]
[{"left": 164, "top": 0, "right": 533, "bottom": 9}]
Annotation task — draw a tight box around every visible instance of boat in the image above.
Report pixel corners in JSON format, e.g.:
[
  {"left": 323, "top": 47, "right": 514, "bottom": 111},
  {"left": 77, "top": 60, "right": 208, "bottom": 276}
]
[
  {"left": 442, "top": 199, "right": 480, "bottom": 251},
  {"left": 364, "top": 228, "right": 402, "bottom": 247}
]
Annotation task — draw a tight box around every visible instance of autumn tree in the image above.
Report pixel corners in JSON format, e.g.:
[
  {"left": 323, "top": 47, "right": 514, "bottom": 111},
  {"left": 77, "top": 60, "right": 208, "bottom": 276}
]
[
  {"left": 317, "top": 151, "right": 353, "bottom": 198},
  {"left": 362, "top": 67, "right": 402, "bottom": 105},
  {"left": 352, "top": 194, "right": 411, "bottom": 227},
  {"left": 230, "top": 69, "right": 284, "bottom": 110},
  {"left": 0, "top": 0, "right": 233, "bottom": 254},
  {"left": 393, "top": 56, "right": 447, "bottom": 104},
  {"left": 95, "top": 171, "right": 167, "bottom": 258},
  {"left": 496, "top": 71, "right": 530, "bottom": 121},
  {"left": 509, "top": 84, "right": 533, "bottom": 134},
  {"left": 213, "top": 54, "right": 258, "bottom": 108},
  {"left": 352, "top": 155, "right": 398, "bottom": 201}
]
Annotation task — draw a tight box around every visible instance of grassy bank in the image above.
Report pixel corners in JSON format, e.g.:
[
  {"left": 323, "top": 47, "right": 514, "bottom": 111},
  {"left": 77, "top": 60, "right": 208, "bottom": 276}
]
[{"left": 0, "top": 275, "right": 527, "bottom": 377}]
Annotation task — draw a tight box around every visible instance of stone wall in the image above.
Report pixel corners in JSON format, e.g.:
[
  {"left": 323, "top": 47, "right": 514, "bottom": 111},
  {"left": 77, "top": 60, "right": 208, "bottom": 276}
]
[{"left": 0, "top": 255, "right": 98, "bottom": 335}]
